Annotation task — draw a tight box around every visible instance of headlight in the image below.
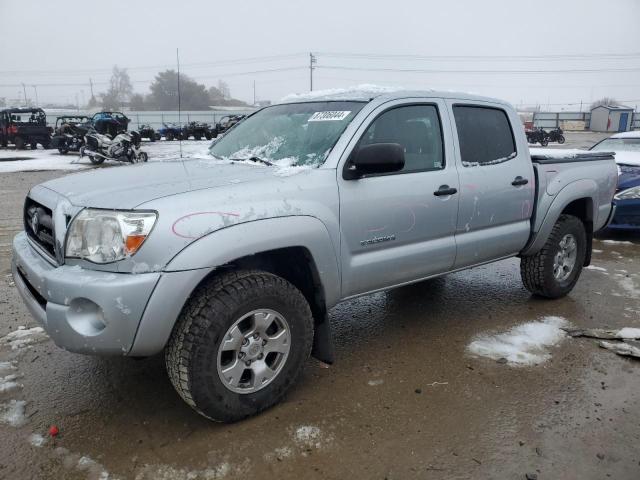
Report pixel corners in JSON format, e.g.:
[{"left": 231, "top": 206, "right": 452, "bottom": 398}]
[
  {"left": 614, "top": 186, "right": 640, "bottom": 201},
  {"left": 65, "top": 209, "right": 157, "bottom": 263}
]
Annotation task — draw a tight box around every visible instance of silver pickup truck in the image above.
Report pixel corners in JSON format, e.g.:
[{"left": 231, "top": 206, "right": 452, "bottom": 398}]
[{"left": 12, "top": 90, "right": 617, "bottom": 422}]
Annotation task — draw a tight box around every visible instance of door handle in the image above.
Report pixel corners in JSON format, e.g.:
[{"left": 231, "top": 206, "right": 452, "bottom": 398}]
[
  {"left": 433, "top": 185, "right": 458, "bottom": 196},
  {"left": 511, "top": 176, "right": 529, "bottom": 186}
]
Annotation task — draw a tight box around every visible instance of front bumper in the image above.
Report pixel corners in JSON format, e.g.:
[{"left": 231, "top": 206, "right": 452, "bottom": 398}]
[
  {"left": 608, "top": 199, "right": 640, "bottom": 230},
  {"left": 12, "top": 231, "right": 160, "bottom": 355}
]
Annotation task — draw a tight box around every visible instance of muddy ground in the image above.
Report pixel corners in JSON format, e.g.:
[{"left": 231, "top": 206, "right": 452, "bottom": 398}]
[{"left": 1, "top": 132, "right": 640, "bottom": 480}]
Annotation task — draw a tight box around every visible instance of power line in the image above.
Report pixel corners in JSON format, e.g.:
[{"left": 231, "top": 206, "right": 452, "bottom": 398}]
[
  {"left": 318, "top": 51, "right": 640, "bottom": 62},
  {"left": 318, "top": 65, "right": 640, "bottom": 75}
]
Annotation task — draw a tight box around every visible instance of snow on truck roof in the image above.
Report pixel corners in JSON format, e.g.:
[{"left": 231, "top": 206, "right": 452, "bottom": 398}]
[{"left": 279, "top": 84, "right": 510, "bottom": 106}]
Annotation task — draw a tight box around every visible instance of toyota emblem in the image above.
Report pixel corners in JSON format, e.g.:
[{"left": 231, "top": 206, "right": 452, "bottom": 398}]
[{"left": 30, "top": 211, "right": 39, "bottom": 234}]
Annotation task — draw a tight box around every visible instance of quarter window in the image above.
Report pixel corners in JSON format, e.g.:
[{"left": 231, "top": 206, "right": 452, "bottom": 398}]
[
  {"left": 453, "top": 106, "right": 516, "bottom": 166},
  {"left": 358, "top": 105, "right": 444, "bottom": 173}
]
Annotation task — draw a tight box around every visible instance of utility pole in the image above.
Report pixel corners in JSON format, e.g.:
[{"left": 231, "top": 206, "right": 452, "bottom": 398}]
[
  {"left": 21, "top": 83, "right": 28, "bottom": 106},
  {"left": 176, "top": 48, "right": 183, "bottom": 159},
  {"left": 309, "top": 52, "right": 316, "bottom": 91},
  {"left": 32, "top": 85, "right": 38, "bottom": 106},
  {"left": 253, "top": 80, "right": 256, "bottom": 105}
]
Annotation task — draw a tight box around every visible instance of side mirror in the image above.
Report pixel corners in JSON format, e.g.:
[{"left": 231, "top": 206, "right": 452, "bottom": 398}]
[{"left": 346, "top": 143, "right": 405, "bottom": 179}]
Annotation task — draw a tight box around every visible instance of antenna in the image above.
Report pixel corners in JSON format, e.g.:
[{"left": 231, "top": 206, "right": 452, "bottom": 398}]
[{"left": 177, "top": 48, "right": 183, "bottom": 159}]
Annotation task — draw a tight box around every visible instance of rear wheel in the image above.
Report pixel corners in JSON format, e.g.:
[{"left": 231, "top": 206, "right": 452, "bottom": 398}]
[
  {"left": 520, "top": 214, "right": 586, "bottom": 299},
  {"left": 165, "top": 270, "right": 314, "bottom": 422},
  {"left": 88, "top": 155, "right": 105, "bottom": 165},
  {"left": 58, "top": 148, "right": 68, "bottom": 155},
  {"left": 540, "top": 138, "right": 549, "bottom": 147},
  {"left": 166, "top": 132, "right": 174, "bottom": 141},
  {"left": 14, "top": 137, "right": 25, "bottom": 149}
]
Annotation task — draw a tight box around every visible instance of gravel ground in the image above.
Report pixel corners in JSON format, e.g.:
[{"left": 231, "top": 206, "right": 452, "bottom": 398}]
[{"left": 1, "top": 133, "right": 640, "bottom": 480}]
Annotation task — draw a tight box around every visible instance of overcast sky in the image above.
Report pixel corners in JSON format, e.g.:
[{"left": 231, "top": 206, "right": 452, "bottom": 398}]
[{"left": 1, "top": 0, "right": 639, "bottom": 110}]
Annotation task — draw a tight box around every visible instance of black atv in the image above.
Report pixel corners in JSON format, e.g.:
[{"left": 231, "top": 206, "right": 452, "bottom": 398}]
[
  {"left": 181, "top": 121, "right": 213, "bottom": 140},
  {"left": 0, "top": 108, "right": 52, "bottom": 149},
  {"left": 50, "top": 115, "right": 92, "bottom": 154},
  {"left": 138, "top": 124, "right": 159, "bottom": 142},
  {"left": 213, "top": 114, "right": 246, "bottom": 137}
]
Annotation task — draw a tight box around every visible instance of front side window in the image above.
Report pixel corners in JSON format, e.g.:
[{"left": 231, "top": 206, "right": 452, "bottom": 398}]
[
  {"left": 209, "top": 101, "right": 365, "bottom": 166},
  {"left": 358, "top": 105, "right": 444, "bottom": 173},
  {"left": 453, "top": 106, "right": 516, "bottom": 166}
]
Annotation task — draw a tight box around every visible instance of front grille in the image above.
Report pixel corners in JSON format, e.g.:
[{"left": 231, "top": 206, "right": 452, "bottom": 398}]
[{"left": 24, "top": 197, "right": 56, "bottom": 259}]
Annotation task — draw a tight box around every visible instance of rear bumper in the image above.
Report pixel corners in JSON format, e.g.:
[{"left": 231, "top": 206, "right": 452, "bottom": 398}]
[{"left": 12, "top": 231, "right": 160, "bottom": 355}]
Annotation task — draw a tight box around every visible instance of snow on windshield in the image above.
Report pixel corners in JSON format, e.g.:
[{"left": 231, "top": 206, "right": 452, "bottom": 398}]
[{"left": 209, "top": 101, "right": 365, "bottom": 168}]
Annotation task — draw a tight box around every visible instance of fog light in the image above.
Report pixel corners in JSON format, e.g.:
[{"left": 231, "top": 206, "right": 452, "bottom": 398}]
[{"left": 66, "top": 298, "right": 106, "bottom": 336}]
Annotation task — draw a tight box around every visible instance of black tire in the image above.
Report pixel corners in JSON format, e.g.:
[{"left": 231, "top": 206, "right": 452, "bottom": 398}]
[
  {"left": 166, "top": 132, "right": 174, "bottom": 141},
  {"left": 557, "top": 135, "right": 565, "bottom": 144},
  {"left": 138, "top": 151, "right": 148, "bottom": 162},
  {"left": 194, "top": 135, "right": 201, "bottom": 141},
  {"left": 14, "top": 137, "right": 25, "bottom": 150},
  {"left": 155, "top": 133, "right": 161, "bottom": 141},
  {"left": 520, "top": 214, "right": 586, "bottom": 299},
  {"left": 166, "top": 270, "right": 314, "bottom": 422},
  {"left": 205, "top": 132, "right": 212, "bottom": 140},
  {"left": 30, "top": 143, "right": 38, "bottom": 150},
  {"left": 540, "top": 138, "right": 549, "bottom": 147},
  {"left": 88, "top": 155, "right": 105, "bottom": 165},
  {"left": 58, "top": 148, "right": 68, "bottom": 155}
]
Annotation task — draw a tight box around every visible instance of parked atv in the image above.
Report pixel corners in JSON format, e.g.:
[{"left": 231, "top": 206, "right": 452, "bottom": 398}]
[
  {"left": 91, "top": 111, "right": 130, "bottom": 137},
  {"left": 50, "top": 115, "right": 92, "bottom": 154},
  {"left": 547, "top": 127, "right": 565, "bottom": 144},
  {"left": 157, "top": 122, "right": 182, "bottom": 141},
  {"left": 181, "top": 121, "right": 213, "bottom": 140},
  {"left": 0, "top": 108, "right": 52, "bottom": 149},
  {"left": 81, "top": 130, "right": 147, "bottom": 165},
  {"left": 526, "top": 127, "right": 549, "bottom": 146},
  {"left": 138, "top": 124, "right": 158, "bottom": 142},
  {"left": 213, "top": 114, "right": 246, "bottom": 137}
]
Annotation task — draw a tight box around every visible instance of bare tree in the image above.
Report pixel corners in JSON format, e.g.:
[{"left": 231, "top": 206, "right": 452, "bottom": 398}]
[
  {"left": 101, "top": 66, "right": 133, "bottom": 110},
  {"left": 590, "top": 97, "right": 618, "bottom": 110},
  {"left": 217, "top": 80, "right": 231, "bottom": 100}
]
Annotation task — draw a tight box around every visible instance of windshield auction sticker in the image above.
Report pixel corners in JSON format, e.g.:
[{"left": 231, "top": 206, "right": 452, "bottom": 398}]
[{"left": 308, "top": 111, "right": 351, "bottom": 122}]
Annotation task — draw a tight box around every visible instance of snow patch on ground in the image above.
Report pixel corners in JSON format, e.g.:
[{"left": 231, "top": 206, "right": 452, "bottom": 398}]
[
  {"left": 601, "top": 239, "right": 634, "bottom": 246},
  {"left": 1, "top": 326, "right": 47, "bottom": 350},
  {"left": 28, "top": 433, "right": 46, "bottom": 447},
  {"left": 0, "top": 399, "right": 27, "bottom": 427},
  {"left": 0, "top": 361, "right": 17, "bottom": 372},
  {"left": 616, "top": 328, "right": 640, "bottom": 339},
  {"left": 54, "top": 447, "right": 116, "bottom": 480},
  {"left": 0, "top": 374, "right": 22, "bottom": 393},
  {"left": 467, "top": 316, "right": 569, "bottom": 365},
  {"left": 367, "top": 379, "right": 384, "bottom": 386},
  {"left": 585, "top": 265, "right": 607, "bottom": 272},
  {"left": 293, "top": 425, "right": 333, "bottom": 450},
  {"left": 616, "top": 276, "right": 640, "bottom": 298},
  {"left": 134, "top": 461, "right": 239, "bottom": 479}
]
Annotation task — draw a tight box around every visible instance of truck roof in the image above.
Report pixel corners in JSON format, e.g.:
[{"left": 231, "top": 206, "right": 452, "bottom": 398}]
[{"left": 279, "top": 85, "right": 511, "bottom": 106}]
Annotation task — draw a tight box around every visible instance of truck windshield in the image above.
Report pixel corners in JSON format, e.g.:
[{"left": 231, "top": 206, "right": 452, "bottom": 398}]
[
  {"left": 591, "top": 138, "right": 640, "bottom": 153},
  {"left": 209, "top": 101, "right": 365, "bottom": 166}
]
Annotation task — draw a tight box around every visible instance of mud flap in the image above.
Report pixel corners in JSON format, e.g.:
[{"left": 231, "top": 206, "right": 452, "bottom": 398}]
[
  {"left": 311, "top": 315, "right": 335, "bottom": 365},
  {"left": 583, "top": 229, "right": 593, "bottom": 267}
]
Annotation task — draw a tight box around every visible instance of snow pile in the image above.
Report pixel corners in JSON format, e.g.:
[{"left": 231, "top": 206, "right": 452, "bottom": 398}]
[
  {"left": 529, "top": 148, "right": 592, "bottom": 159},
  {"left": 0, "top": 149, "right": 92, "bottom": 173},
  {"left": 467, "top": 316, "right": 569, "bottom": 365},
  {"left": 1, "top": 326, "right": 47, "bottom": 350},
  {"left": 615, "top": 328, "right": 640, "bottom": 339},
  {"left": 281, "top": 84, "right": 404, "bottom": 103},
  {"left": 0, "top": 399, "right": 27, "bottom": 427}
]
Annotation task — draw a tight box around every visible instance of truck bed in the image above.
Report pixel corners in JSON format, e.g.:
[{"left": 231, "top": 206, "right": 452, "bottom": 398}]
[{"left": 530, "top": 149, "right": 615, "bottom": 164}]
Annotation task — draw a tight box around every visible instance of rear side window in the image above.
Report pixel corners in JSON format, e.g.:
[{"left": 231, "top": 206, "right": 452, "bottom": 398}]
[{"left": 453, "top": 106, "right": 516, "bottom": 166}]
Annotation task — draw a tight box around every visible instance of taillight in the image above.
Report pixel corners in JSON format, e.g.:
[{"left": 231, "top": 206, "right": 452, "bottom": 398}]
[{"left": 8, "top": 126, "right": 18, "bottom": 135}]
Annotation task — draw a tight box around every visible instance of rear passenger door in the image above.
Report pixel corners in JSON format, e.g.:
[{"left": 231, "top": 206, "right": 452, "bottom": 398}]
[
  {"left": 338, "top": 100, "right": 459, "bottom": 298},
  {"left": 448, "top": 102, "right": 535, "bottom": 268}
]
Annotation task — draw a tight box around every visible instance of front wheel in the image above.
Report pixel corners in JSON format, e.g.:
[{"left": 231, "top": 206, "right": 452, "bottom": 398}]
[
  {"left": 557, "top": 135, "right": 565, "bottom": 144},
  {"left": 88, "top": 155, "right": 105, "bottom": 165},
  {"left": 165, "top": 270, "right": 314, "bottom": 422},
  {"left": 540, "top": 138, "right": 549, "bottom": 147},
  {"left": 136, "top": 151, "right": 148, "bottom": 163},
  {"left": 520, "top": 214, "right": 586, "bottom": 299}
]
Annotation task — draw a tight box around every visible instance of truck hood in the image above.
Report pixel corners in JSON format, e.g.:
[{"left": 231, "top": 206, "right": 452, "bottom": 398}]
[
  {"left": 613, "top": 150, "right": 640, "bottom": 167},
  {"left": 39, "top": 159, "right": 276, "bottom": 208}
]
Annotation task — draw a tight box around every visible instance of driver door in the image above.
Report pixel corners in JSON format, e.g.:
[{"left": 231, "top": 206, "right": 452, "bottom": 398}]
[{"left": 338, "top": 100, "right": 460, "bottom": 298}]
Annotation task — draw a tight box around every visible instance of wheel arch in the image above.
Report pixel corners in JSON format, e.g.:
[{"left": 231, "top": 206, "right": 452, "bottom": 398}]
[
  {"left": 522, "top": 180, "right": 597, "bottom": 259},
  {"left": 130, "top": 216, "right": 340, "bottom": 360}
]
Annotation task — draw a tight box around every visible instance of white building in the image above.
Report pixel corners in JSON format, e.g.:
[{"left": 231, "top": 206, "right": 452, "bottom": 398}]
[{"left": 589, "top": 105, "right": 634, "bottom": 132}]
